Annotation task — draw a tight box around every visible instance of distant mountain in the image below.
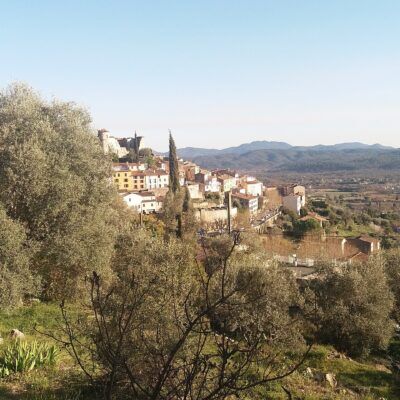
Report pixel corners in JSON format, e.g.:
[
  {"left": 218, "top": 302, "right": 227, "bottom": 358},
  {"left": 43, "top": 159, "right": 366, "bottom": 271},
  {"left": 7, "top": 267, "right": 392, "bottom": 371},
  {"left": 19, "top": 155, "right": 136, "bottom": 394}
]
[
  {"left": 175, "top": 142, "right": 399, "bottom": 173},
  {"left": 171, "top": 141, "right": 394, "bottom": 159}
]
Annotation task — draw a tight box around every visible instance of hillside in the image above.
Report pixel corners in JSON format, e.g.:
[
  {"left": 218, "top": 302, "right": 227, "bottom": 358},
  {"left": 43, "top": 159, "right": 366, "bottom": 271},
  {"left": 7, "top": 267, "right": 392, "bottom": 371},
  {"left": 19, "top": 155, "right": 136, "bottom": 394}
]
[{"left": 181, "top": 146, "right": 400, "bottom": 173}]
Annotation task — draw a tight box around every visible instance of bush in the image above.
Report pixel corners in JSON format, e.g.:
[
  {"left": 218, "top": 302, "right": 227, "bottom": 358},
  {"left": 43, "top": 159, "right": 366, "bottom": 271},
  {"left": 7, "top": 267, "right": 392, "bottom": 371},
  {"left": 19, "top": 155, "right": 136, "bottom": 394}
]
[
  {"left": 310, "top": 258, "right": 394, "bottom": 357},
  {"left": 0, "top": 340, "right": 58, "bottom": 377},
  {"left": 383, "top": 249, "right": 400, "bottom": 323}
]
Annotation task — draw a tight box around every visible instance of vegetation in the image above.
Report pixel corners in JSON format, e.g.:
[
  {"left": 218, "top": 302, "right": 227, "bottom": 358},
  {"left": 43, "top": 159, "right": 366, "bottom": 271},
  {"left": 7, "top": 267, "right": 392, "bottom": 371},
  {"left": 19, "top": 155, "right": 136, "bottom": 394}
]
[
  {"left": 0, "top": 83, "right": 119, "bottom": 301},
  {"left": 0, "top": 341, "right": 58, "bottom": 378},
  {"left": 0, "top": 84, "right": 400, "bottom": 399},
  {"left": 309, "top": 258, "right": 394, "bottom": 357}
]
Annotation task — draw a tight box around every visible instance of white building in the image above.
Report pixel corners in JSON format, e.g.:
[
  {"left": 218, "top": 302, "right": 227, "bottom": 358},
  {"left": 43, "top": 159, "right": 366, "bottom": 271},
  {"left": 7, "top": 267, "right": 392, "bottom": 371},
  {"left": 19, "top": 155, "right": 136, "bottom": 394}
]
[
  {"left": 282, "top": 195, "right": 303, "bottom": 215},
  {"left": 186, "top": 183, "right": 203, "bottom": 200},
  {"left": 122, "top": 191, "right": 163, "bottom": 214},
  {"left": 112, "top": 162, "right": 147, "bottom": 172},
  {"left": 204, "top": 176, "right": 221, "bottom": 193},
  {"left": 144, "top": 170, "right": 169, "bottom": 190},
  {"left": 195, "top": 206, "right": 238, "bottom": 223},
  {"left": 242, "top": 179, "right": 263, "bottom": 197}
]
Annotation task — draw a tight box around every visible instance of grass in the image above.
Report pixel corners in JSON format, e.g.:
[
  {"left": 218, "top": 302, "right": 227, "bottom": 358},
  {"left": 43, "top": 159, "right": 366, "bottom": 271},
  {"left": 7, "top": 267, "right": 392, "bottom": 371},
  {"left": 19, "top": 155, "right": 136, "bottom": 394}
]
[
  {"left": 0, "top": 303, "right": 95, "bottom": 400},
  {"left": 1, "top": 304, "right": 399, "bottom": 399}
]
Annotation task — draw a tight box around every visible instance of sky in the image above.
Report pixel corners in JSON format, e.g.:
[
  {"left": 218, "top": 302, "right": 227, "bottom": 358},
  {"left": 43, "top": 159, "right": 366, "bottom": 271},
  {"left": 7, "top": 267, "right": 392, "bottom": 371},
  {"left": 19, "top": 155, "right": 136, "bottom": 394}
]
[{"left": 1, "top": 1, "right": 399, "bottom": 151}]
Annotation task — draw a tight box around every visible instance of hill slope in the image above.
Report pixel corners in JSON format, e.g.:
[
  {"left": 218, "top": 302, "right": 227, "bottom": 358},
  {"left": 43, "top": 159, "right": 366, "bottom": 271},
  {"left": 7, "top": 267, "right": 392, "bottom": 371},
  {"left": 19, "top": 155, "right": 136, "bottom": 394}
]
[{"left": 181, "top": 146, "right": 400, "bottom": 173}]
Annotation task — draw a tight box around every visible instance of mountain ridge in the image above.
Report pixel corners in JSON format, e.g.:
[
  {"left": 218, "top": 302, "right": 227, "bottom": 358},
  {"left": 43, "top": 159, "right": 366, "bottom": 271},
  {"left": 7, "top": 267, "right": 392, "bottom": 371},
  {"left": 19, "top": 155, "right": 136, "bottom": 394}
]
[
  {"left": 167, "top": 141, "right": 395, "bottom": 159},
  {"left": 162, "top": 141, "right": 399, "bottom": 173}
]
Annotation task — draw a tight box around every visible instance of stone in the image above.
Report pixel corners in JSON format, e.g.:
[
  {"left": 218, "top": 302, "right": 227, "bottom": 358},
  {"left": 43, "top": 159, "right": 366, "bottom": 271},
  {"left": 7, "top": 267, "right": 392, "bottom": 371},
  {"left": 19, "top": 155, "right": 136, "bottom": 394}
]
[
  {"left": 304, "top": 367, "right": 314, "bottom": 377},
  {"left": 10, "top": 329, "right": 25, "bottom": 340},
  {"left": 325, "top": 373, "right": 337, "bottom": 388}
]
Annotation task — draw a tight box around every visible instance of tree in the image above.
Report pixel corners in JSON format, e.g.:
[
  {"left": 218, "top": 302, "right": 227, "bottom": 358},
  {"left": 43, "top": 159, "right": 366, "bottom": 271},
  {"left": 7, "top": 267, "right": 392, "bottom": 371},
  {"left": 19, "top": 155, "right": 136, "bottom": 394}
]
[
  {"left": 383, "top": 249, "right": 400, "bottom": 323},
  {"left": 0, "top": 83, "right": 119, "bottom": 299},
  {"left": 310, "top": 258, "right": 394, "bottom": 356},
  {"left": 168, "top": 131, "right": 180, "bottom": 194},
  {"left": 293, "top": 218, "right": 321, "bottom": 236},
  {"left": 0, "top": 206, "right": 39, "bottom": 308},
  {"left": 163, "top": 132, "right": 182, "bottom": 238},
  {"left": 50, "top": 230, "right": 310, "bottom": 400}
]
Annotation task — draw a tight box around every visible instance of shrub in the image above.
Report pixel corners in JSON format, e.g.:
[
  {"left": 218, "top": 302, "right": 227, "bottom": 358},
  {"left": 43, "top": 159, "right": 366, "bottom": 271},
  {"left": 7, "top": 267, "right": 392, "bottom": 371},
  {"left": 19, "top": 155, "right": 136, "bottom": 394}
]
[
  {"left": 0, "top": 340, "right": 58, "bottom": 377},
  {"left": 310, "top": 258, "right": 394, "bottom": 356}
]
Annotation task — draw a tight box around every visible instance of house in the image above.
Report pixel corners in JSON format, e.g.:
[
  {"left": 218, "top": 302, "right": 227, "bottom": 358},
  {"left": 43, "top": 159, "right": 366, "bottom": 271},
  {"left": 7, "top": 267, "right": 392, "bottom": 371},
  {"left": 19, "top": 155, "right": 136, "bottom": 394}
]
[
  {"left": 144, "top": 169, "right": 169, "bottom": 190},
  {"left": 122, "top": 192, "right": 143, "bottom": 212},
  {"left": 113, "top": 169, "right": 169, "bottom": 192},
  {"left": 217, "top": 174, "right": 237, "bottom": 192},
  {"left": 350, "top": 236, "right": 381, "bottom": 254},
  {"left": 113, "top": 170, "right": 136, "bottom": 191},
  {"left": 186, "top": 183, "right": 203, "bottom": 200},
  {"left": 180, "top": 161, "right": 200, "bottom": 181},
  {"left": 195, "top": 206, "right": 238, "bottom": 224},
  {"left": 241, "top": 177, "right": 263, "bottom": 197},
  {"left": 283, "top": 195, "right": 303, "bottom": 215},
  {"left": 112, "top": 162, "right": 147, "bottom": 172},
  {"left": 195, "top": 170, "right": 211, "bottom": 184},
  {"left": 196, "top": 171, "right": 221, "bottom": 193},
  {"left": 231, "top": 193, "right": 258, "bottom": 214},
  {"left": 282, "top": 184, "right": 306, "bottom": 207},
  {"left": 122, "top": 191, "right": 163, "bottom": 214}
]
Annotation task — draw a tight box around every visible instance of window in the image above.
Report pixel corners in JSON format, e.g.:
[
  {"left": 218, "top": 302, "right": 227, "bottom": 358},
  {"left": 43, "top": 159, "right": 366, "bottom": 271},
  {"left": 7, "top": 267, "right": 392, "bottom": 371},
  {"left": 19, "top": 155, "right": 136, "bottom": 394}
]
[
  {"left": 115, "top": 179, "right": 119, "bottom": 183},
  {"left": 124, "top": 184, "right": 128, "bottom": 188},
  {"left": 124, "top": 179, "right": 128, "bottom": 182}
]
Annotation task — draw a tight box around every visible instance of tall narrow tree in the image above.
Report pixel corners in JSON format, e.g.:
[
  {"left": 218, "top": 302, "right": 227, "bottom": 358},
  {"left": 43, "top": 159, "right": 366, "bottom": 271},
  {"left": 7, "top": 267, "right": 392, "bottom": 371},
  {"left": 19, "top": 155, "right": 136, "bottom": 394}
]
[{"left": 168, "top": 131, "right": 180, "bottom": 194}]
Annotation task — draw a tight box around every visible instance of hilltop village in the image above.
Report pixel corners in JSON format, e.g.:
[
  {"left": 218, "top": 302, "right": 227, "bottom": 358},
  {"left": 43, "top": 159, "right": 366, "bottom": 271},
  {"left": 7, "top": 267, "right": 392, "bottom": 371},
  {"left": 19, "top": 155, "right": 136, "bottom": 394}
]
[{"left": 100, "top": 130, "right": 382, "bottom": 272}]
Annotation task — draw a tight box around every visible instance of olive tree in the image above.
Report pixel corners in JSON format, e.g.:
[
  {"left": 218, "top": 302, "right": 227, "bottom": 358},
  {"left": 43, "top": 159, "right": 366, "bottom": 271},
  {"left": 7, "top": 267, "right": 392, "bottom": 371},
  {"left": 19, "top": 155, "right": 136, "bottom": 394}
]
[
  {"left": 383, "top": 249, "right": 400, "bottom": 323},
  {"left": 310, "top": 257, "right": 394, "bottom": 356},
  {"left": 49, "top": 230, "right": 310, "bottom": 400},
  {"left": 0, "top": 83, "right": 119, "bottom": 299},
  {"left": 0, "top": 205, "right": 39, "bottom": 308}
]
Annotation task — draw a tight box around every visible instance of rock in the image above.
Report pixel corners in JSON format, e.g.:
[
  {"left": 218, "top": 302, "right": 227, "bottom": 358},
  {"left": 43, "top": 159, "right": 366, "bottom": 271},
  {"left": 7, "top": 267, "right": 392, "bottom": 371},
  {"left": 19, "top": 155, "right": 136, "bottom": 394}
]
[
  {"left": 10, "top": 329, "right": 25, "bottom": 340},
  {"left": 304, "top": 367, "right": 314, "bottom": 378},
  {"left": 314, "top": 371, "right": 337, "bottom": 388},
  {"left": 325, "top": 373, "right": 337, "bottom": 388}
]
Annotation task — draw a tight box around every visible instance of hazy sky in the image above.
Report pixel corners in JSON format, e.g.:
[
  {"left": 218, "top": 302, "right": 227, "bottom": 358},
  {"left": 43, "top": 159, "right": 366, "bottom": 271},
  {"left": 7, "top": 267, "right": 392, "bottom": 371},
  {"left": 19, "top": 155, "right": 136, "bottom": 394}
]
[{"left": 1, "top": 1, "right": 399, "bottom": 151}]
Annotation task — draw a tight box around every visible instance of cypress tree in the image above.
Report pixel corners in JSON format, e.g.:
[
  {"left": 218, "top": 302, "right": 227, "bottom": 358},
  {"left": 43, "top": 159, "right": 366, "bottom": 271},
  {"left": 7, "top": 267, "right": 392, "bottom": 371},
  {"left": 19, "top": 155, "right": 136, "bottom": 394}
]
[{"left": 168, "top": 131, "right": 180, "bottom": 194}]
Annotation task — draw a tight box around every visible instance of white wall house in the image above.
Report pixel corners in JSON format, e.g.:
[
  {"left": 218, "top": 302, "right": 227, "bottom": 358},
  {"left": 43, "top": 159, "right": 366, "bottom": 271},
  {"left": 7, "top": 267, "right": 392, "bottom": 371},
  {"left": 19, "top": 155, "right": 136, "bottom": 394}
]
[
  {"left": 282, "top": 195, "right": 303, "bottom": 215},
  {"left": 243, "top": 180, "right": 263, "bottom": 197},
  {"left": 204, "top": 177, "right": 221, "bottom": 193},
  {"left": 122, "top": 193, "right": 143, "bottom": 212},
  {"left": 186, "top": 183, "right": 203, "bottom": 199},
  {"left": 122, "top": 192, "right": 163, "bottom": 214},
  {"left": 145, "top": 170, "right": 169, "bottom": 190}
]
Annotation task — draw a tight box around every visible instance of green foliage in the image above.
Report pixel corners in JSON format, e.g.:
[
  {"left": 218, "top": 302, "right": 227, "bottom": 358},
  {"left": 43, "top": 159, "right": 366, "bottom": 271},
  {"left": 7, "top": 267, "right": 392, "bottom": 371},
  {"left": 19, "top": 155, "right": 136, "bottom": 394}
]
[
  {"left": 0, "top": 341, "right": 58, "bottom": 378},
  {"left": 0, "top": 205, "right": 39, "bottom": 309},
  {"left": 310, "top": 258, "right": 394, "bottom": 356},
  {"left": 0, "top": 83, "right": 119, "bottom": 300},
  {"left": 168, "top": 132, "right": 180, "bottom": 194},
  {"left": 383, "top": 249, "right": 400, "bottom": 322},
  {"left": 293, "top": 218, "right": 321, "bottom": 236}
]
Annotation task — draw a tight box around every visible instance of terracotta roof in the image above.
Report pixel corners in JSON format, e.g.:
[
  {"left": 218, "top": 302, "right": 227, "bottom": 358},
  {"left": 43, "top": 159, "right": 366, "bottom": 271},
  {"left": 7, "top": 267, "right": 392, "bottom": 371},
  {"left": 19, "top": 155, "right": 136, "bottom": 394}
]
[{"left": 300, "top": 212, "right": 328, "bottom": 222}]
